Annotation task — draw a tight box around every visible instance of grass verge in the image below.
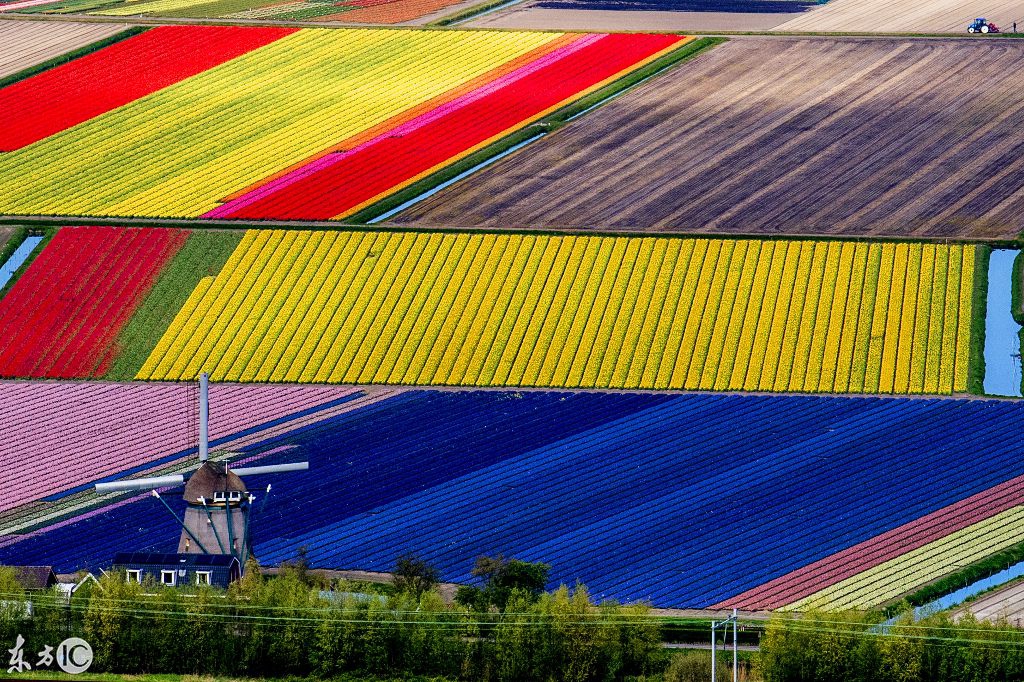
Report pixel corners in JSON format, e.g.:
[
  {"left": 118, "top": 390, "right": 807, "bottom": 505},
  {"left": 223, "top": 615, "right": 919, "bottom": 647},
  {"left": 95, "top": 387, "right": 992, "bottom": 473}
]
[
  {"left": 0, "top": 227, "right": 53, "bottom": 299},
  {"left": 0, "top": 26, "right": 146, "bottom": 90},
  {"left": 103, "top": 230, "right": 242, "bottom": 380},
  {"left": 967, "top": 245, "right": 990, "bottom": 395},
  {"left": 1012, "top": 250, "right": 1024, "bottom": 326},
  {"left": 347, "top": 36, "right": 724, "bottom": 224}
]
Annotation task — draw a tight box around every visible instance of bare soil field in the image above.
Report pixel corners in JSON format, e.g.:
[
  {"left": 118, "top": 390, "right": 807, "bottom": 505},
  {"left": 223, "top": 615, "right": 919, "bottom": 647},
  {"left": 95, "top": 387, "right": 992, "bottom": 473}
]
[
  {"left": 0, "top": 20, "right": 126, "bottom": 79},
  {"left": 468, "top": 6, "right": 799, "bottom": 30},
  {"left": 955, "top": 580, "right": 1024, "bottom": 624},
  {"left": 392, "top": 38, "right": 1024, "bottom": 240},
  {"left": 774, "top": 0, "right": 1024, "bottom": 33}
]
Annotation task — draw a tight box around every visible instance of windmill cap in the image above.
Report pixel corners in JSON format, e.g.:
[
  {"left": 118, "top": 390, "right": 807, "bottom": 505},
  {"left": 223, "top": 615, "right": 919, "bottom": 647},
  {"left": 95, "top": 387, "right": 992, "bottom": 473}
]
[{"left": 183, "top": 461, "right": 247, "bottom": 505}]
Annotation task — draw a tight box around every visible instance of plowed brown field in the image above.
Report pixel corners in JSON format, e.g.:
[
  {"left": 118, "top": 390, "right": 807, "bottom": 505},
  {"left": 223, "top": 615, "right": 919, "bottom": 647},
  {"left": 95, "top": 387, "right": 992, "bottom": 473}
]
[
  {"left": 774, "top": 0, "right": 1024, "bottom": 33},
  {"left": 0, "top": 20, "right": 126, "bottom": 79},
  {"left": 392, "top": 38, "right": 1024, "bottom": 239}
]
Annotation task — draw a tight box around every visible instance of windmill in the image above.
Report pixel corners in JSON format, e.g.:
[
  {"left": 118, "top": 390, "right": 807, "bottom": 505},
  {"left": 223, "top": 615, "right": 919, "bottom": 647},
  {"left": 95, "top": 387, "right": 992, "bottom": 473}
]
[{"left": 95, "top": 373, "right": 308, "bottom": 568}]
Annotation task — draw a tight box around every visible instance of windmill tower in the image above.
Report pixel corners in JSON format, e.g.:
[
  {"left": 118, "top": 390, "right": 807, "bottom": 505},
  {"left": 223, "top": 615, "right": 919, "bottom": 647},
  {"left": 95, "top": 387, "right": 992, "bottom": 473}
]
[{"left": 96, "top": 374, "right": 308, "bottom": 568}]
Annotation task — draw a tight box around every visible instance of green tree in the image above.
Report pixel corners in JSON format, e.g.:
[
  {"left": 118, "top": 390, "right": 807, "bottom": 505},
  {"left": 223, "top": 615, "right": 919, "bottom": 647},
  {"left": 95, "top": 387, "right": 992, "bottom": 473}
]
[
  {"left": 878, "top": 615, "right": 922, "bottom": 682},
  {"left": 458, "top": 555, "right": 551, "bottom": 611},
  {"left": 392, "top": 553, "right": 439, "bottom": 598},
  {"left": 0, "top": 566, "right": 28, "bottom": 643}
]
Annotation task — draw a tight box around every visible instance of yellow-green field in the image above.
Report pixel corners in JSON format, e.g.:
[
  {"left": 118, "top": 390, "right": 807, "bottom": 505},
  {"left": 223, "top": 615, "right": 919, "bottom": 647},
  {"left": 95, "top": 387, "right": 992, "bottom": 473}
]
[{"left": 138, "top": 231, "right": 975, "bottom": 393}]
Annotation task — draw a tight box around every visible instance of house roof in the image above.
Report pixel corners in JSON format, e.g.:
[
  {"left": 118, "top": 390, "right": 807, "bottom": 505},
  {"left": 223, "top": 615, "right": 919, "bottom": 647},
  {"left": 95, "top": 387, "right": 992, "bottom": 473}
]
[
  {"left": 10, "top": 566, "right": 57, "bottom": 590},
  {"left": 112, "top": 553, "right": 239, "bottom": 568}
]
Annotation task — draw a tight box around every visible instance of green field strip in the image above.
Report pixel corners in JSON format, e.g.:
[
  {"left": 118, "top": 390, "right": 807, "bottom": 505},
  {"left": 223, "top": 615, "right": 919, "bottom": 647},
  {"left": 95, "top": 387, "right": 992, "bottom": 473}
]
[{"left": 964, "top": 245, "right": 987, "bottom": 394}]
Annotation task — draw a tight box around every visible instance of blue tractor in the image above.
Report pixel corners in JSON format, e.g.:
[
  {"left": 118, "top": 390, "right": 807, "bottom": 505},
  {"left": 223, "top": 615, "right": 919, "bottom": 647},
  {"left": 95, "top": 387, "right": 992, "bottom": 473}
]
[{"left": 967, "top": 17, "right": 1000, "bottom": 33}]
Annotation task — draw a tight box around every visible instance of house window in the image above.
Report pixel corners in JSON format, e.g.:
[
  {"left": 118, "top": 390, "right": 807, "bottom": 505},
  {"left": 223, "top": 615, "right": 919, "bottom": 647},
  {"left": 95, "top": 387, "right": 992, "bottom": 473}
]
[
  {"left": 160, "top": 570, "right": 176, "bottom": 586},
  {"left": 228, "top": 491, "right": 241, "bottom": 503},
  {"left": 196, "top": 571, "right": 212, "bottom": 586},
  {"left": 213, "top": 491, "right": 226, "bottom": 503},
  {"left": 126, "top": 570, "right": 142, "bottom": 584},
  {"left": 184, "top": 538, "right": 190, "bottom": 551}
]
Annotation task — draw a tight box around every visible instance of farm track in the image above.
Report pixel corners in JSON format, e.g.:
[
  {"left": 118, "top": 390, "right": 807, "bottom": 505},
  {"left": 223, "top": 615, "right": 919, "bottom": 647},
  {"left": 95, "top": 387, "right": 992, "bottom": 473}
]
[
  {"left": 393, "top": 37, "right": 1024, "bottom": 239},
  {"left": 0, "top": 19, "right": 124, "bottom": 77},
  {"left": 0, "top": 228, "right": 14, "bottom": 252}
]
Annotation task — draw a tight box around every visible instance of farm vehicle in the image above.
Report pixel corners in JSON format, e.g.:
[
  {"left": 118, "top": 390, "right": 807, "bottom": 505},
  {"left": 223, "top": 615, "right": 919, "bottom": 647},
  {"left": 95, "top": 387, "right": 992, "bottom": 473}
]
[{"left": 967, "top": 17, "right": 1000, "bottom": 33}]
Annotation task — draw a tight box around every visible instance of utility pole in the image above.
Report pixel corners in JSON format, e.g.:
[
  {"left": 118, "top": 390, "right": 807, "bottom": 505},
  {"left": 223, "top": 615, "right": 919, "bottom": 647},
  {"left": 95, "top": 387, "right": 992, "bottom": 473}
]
[
  {"left": 711, "top": 608, "right": 739, "bottom": 682},
  {"left": 711, "top": 619, "right": 716, "bottom": 682}
]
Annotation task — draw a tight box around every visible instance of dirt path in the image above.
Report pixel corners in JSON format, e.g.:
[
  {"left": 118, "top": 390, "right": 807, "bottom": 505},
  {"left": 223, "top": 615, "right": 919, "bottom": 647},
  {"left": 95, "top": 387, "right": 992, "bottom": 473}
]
[{"left": 392, "top": 37, "right": 1024, "bottom": 239}]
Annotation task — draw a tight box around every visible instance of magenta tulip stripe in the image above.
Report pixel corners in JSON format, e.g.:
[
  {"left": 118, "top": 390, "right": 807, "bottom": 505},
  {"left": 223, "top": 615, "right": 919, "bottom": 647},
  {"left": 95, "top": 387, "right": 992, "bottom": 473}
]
[{"left": 0, "top": 382, "right": 363, "bottom": 513}]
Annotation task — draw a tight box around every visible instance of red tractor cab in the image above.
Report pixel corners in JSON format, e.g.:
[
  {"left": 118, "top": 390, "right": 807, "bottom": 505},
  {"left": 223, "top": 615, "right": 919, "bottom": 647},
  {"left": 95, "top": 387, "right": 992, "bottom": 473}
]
[{"left": 968, "top": 17, "right": 1000, "bottom": 33}]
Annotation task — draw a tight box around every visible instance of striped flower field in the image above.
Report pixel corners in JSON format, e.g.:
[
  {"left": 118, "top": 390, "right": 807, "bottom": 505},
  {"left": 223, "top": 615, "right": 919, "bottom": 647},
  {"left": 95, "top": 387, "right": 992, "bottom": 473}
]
[
  {"left": 0, "top": 27, "right": 686, "bottom": 220},
  {"left": 0, "top": 382, "right": 363, "bottom": 513},
  {"left": 3, "top": 389, "right": 1022, "bottom": 610},
  {"left": 137, "top": 231, "right": 977, "bottom": 395},
  {"left": 0, "top": 227, "right": 186, "bottom": 378}
]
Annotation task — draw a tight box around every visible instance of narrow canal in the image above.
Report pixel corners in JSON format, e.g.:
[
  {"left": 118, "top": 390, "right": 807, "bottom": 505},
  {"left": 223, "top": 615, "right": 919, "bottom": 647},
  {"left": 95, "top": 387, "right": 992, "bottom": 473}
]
[{"left": 983, "top": 249, "right": 1022, "bottom": 397}]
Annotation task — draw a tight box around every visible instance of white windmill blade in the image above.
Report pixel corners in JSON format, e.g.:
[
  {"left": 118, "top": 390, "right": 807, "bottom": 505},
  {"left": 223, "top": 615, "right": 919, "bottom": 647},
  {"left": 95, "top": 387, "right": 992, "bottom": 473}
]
[
  {"left": 95, "top": 474, "right": 186, "bottom": 494},
  {"left": 228, "top": 462, "right": 309, "bottom": 477}
]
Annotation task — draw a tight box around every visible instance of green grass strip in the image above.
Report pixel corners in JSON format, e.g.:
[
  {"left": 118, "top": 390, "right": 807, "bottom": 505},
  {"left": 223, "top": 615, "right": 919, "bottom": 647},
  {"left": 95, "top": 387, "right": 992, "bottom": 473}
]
[
  {"left": 1012, "top": 250, "right": 1024, "bottom": 326},
  {"left": 347, "top": 36, "right": 724, "bottom": 224},
  {"left": 0, "top": 26, "right": 146, "bottom": 90},
  {"left": 0, "top": 227, "right": 53, "bottom": 300},
  {"left": 967, "top": 245, "right": 990, "bottom": 395},
  {"left": 104, "top": 230, "right": 243, "bottom": 380}
]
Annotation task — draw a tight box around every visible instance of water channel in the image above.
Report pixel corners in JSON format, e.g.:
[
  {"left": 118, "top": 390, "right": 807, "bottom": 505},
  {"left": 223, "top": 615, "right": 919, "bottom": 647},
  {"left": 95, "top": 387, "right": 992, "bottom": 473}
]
[{"left": 983, "top": 249, "right": 1023, "bottom": 397}]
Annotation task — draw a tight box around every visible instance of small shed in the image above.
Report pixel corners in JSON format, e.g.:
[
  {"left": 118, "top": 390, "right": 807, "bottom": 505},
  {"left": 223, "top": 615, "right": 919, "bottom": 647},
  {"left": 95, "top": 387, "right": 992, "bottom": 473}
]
[{"left": 112, "top": 552, "right": 240, "bottom": 588}]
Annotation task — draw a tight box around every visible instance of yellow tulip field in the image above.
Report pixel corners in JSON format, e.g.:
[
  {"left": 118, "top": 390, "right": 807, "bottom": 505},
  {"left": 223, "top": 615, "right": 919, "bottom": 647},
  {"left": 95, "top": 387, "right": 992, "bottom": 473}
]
[{"left": 137, "top": 231, "right": 976, "bottom": 394}]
